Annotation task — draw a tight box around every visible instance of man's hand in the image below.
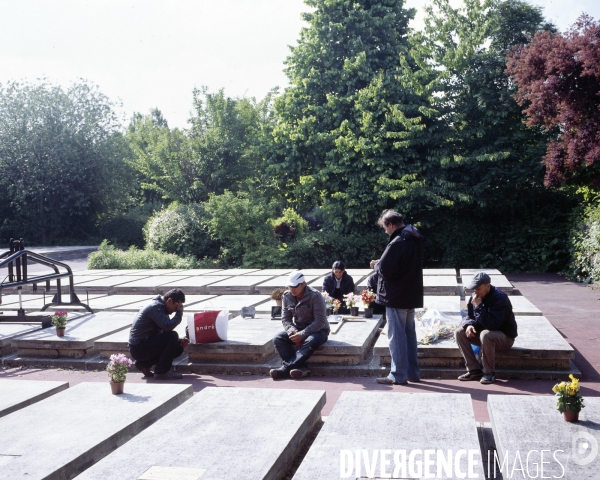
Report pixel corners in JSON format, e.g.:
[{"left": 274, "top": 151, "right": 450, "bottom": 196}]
[
  {"left": 289, "top": 332, "right": 304, "bottom": 346},
  {"left": 369, "top": 259, "right": 380, "bottom": 269},
  {"left": 465, "top": 325, "right": 477, "bottom": 339},
  {"left": 471, "top": 294, "right": 482, "bottom": 307},
  {"left": 180, "top": 337, "right": 190, "bottom": 348},
  {"left": 177, "top": 304, "right": 184, "bottom": 312}
]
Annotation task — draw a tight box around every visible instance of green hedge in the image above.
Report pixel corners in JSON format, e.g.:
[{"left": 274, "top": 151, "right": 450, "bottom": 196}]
[{"left": 562, "top": 201, "right": 600, "bottom": 282}]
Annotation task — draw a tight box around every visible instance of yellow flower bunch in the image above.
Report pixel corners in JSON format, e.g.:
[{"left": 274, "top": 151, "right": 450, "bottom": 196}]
[{"left": 552, "top": 374, "right": 584, "bottom": 413}]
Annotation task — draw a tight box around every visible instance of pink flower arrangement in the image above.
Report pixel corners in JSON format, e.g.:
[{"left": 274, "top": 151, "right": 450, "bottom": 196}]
[{"left": 106, "top": 353, "right": 133, "bottom": 383}]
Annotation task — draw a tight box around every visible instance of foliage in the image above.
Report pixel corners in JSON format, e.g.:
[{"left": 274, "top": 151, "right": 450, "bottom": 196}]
[
  {"left": 506, "top": 14, "right": 600, "bottom": 187},
  {"left": 51, "top": 311, "right": 68, "bottom": 328},
  {"left": 205, "top": 190, "right": 276, "bottom": 265},
  {"left": 99, "top": 203, "right": 155, "bottom": 249},
  {"left": 87, "top": 240, "right": 211, "bottom": 269},
  {"left": 106, "top": 353, "right": 133, "bottom": 383},
  {"left": 269, "top": 208, "right": 309, "bottom": 241},
  {"left": 267, "top": 0, "right": 432, "bottom": 229},
  {"left": 562, "top": 199, "right": 600, "bottom": 282},
  {"left": 144, "top": 203, "right": 218, "bottom": 259},
  {"left": 0, "top": 80, "right": 135, "bottom": 244},
  {"left": 553, "top": 374, "right": 585, "bottom": 413}
]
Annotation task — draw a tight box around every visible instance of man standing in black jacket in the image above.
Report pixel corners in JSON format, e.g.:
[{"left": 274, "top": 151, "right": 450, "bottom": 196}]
[
  {"left": 455, "top": 272, "right": 518, "bottom": 384},
  {"left": 371, "top": 210, "right": 424, "bottom": 385}
]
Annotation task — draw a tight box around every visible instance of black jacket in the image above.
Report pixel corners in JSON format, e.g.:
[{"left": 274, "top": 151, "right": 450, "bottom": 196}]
[
  {"left": 322, "top": 271, "right": 355, "bottom": 301},
  {"left": 463, "top": 285, "right": 518, "bottom": 338},
  {"left": 375, "top": 225, "right": 424, "bottom": 309},
  {"left": 129, "top": 295, "right": 182, "bottom": 346}
]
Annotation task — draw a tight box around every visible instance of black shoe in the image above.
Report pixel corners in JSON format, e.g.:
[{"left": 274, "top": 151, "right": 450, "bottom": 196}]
[
  {"left": 135, "top": 362, "right": 154, "bottom": 378},
  {"left": 376, "top": 377, "right": 407, "bottom": 385},
  {"left": 480, "top": 372, "right": 496, "bottom": 384},
  {"left": 290, "top": 366, "right": 311, "bottom": 379},
  {"left": 270, "top": 367, "right": 289, "bottom": 380},
  {"left": 154, "top": 370, "right": 183, "bottom": 380},
  {"left": 458, "top": 370, "right": 483, "bottom": 381}
]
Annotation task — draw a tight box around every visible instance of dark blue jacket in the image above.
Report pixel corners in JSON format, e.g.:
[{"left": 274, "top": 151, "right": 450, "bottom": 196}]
[
  {"left": 322, "top": 271, "right": 355, "bottom": 301},
  {"left": 375, "top": 225, "right": 424, "bottom": 309},
  {"left": 129, "top": 295, "right": 182, "bottom": 346},
  {"left": 463, "top": 286, "right": 518, "bottom": 338}
]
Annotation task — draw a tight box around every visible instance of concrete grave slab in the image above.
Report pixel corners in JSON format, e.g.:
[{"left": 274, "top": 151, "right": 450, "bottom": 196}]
[
  {"left": 83, "top": 294, "right": 155, "bottom": 311},
  {"left": 488, "top": 395, "right": 600, "bottom": 479},
  {"left": 11, "top": 312, "right": 135, "bottom": 359},
  {"left": 255, "top": 275, "right": 321, "bottom": 294},
  {"left": 77, "top": 387, "right": 325, "bottom": 480},
  {"left": 73, "top": 276, "right": 151, "bottom": 293},
  {"left": 298, "top": 269, "right": 330, "bottom": 276},
  {"left": 185, "top": 295, "right": 271, "bottom": 317},
  {"left": 294, "top": 391, "right": 484, "bottom": 480},
  {"left": 423, "top": 295, "right": 462, "bottom": 315},
  {"left": 158, "top": 276, "right": 233, "bottom": 294},
  {"left": 423, "top": 268, "right": 457, "bottom": 275},
  {"left": 0, "top": 323, "right": 46, "bottom": 356},
  {"left": 128, "top": 269, "right": 188, "bottom": 275},
  {"left": 70, "top": 269, "right": 120, "bottom": 276},
  {"left": 186, "top": 316, "right": 283, "bottom": 363},
  {"left": 344, "top": 269, "right": 374, "bottom": 285},
  {"left": 252, "top": 269, "right": 296, "bottom": 276},
  {"left": 310, "top": 316, "right": 383, "bottom": 365},
  {"left": 0, "top": 379, "right": 69, "bottom": 418},
  {"left": 460, "top": 268, "right": 502, "bottom": 276},
  {"left": 0, "top": 293, "right": 106, "bottom": 312},
  {"left": 180, "top": 294, "right": 218, "bottom": 307},
  {"left": 423, "top": 275, "right": 460, "bottom": 295},
  {"left": 164, "top": 269, "right": 224, "bottom": 275},
  {"left": 376, "top": 316, "right": 575, "bottom": 370},
  {"left": 207, "top": 276, "right": 276, "bottom": 294},
  {"left": 0, "top": 382, "right": 192, "bottom": 479},
  {"left": 112, "top": 275, "right": 194, "bottom": 294},
  {"left": 509, "top": 295, "right": 543, "bottom": 315},
  {"left": 464, "top": 274, "right": 514, "bottom": 295},
  {"left": 204, "top": 268, "right": 260, "bottom": 275}
]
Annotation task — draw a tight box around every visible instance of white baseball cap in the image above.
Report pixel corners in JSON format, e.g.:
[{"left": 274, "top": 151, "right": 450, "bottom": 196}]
[{"left": 287, "top": 271, "right": 306, "bottom": 287}]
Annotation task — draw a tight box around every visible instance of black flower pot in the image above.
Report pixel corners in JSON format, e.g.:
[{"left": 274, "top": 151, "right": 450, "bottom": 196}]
[
  {"left": 326, "top": 307, "right": 333, "bottom": 316},
  {"left": 364, "top": 307, "right": 373, "bottom": 318},
  {"left": 350, "top": 306, "right": 359, "bottom": 316}
]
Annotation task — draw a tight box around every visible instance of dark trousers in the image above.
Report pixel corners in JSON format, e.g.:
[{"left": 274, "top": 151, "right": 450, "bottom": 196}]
[
  {"left": 273, "top": 329, "right": 329, "bottom": 371},
  {"left": 129, "top": 331, "right": 183, "bottom": 375}
]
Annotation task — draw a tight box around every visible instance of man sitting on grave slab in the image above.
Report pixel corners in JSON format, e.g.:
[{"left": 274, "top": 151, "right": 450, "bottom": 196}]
[
  {"left": 455, "top": 272, "right": 518, "bottom": 384},
  {"left": 129, "top": 288, "right": 190, "bottom": 380},
  {"left": 270, "top": 271, "right": 329, "bottom": 380}
]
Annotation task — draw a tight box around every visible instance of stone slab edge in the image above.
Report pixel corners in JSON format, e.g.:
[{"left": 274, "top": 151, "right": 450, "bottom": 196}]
[{"left": 0, "top": 380, "right": 69, "bottom": 418}]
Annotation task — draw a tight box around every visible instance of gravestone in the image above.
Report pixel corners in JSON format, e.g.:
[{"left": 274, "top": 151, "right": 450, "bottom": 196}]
[{"left": 0, "top": 379, "right": 68, "bottom": 418}]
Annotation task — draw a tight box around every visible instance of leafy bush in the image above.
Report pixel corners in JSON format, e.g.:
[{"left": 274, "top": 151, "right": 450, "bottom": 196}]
[
  {"left": 99, "top": 213, "right": 147, "bottom": 249},
  {"left": 144, "top": 203, "right": 218, "bottom": 259},
  {"left": 87, "top": 240, "right": 215, "bottom": 269},
  {"left": 269, "top": 208, "right": 309, "bottom": 241},
  {"left": 562, "top": 200, "right": 600, "bottom": 282}
]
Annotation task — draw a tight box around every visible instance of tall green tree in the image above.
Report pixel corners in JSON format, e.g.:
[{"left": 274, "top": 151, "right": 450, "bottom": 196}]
[
  {"left": 267, "top": 0, "right": 433, "bottom": 229},
  {"left": 0, "top": 80, "right": 133, "bottom": 244}
]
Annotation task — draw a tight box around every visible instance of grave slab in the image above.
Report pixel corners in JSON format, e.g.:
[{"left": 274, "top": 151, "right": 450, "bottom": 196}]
[
  {"left": 204, "top": 268, "right": 261, "bottom": 275},
  {"left": 423, "top": 268, "right": 457, "bottom": 275},
  {"left": 0, "top": 323, "right": 45, "bottom": 356},
  {"left": 344, "top": 269, "right": 374, "bottom": 284},
  {"left": 185, "top": 316, "right": 283, "bottom": 363},
  {"left": 464, "top": 274, "right": 514, "bottom": 295},
  {"left": 488, "top": 395, "right": 600, "bottom": 479},
  {"left": 424, "top": 275, "right": 460, "bottom": 295},
  {"left": 255, "top": 275, "right": 321, "bottom": 294},
  {"left": 164, "top": 268, "right": 224, "bottom": 275},
  {"left": 11, "top": 311, "right": 135, "bottom": 359},
  {"left": 77, "top": 387, "right": 325, "bottom": 480},
  {"left": 112, "top": 275, "right": 193, "bottom": 294},
  {"left": 0, "top": 293, "right": 106, "bottom": 313},
  {"left": 508, "top": 295, "right": 543, "bottom": 315},
  {"left": 157, "top": 276, "right": 233, "bottom": 294},
  {"left": 206, "top": 275, "right": 276, "bottom": 294},
  {"left": 0, "top": 379, "right": 69, "bottom": 418},
  {"left": 460, "top": 268, "right": 502, "bottom": 276},
  {"left": 294, "top": 391, "right": 484, "bottom": 480},
  {"left": 309, "top": 316, "right": 383, "bottom": 365},
  {"left": 186, "top": 295, "right": 271, "bottom": 317},
  {"left": 73, "top": 275, "right": 151, "bottom": 293},
  {"left": 71, "top": 269, "right": 120, "bottom": 276},
  {"left": 375, "top": 316, "right": 575, "bottom": 370},
  {"left": 252, "top": 268, "right": 296, "bottom": 276},
  {"left": 83, "top": 294, "right": 155, "bottom": 311},
  {"left": 298, "top": 269, "right": 330, "bottom": 276},
  {"left": 0, "top": 382, "right": 192, "bottom": 479}
]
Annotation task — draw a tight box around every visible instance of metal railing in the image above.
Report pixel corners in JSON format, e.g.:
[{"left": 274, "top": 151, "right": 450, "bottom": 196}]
[{"left": 0, "top": 239, "right": 93, "bottom": 318}]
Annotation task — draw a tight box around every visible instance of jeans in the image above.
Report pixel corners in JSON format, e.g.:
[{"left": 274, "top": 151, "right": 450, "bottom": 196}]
[
  {"left": 455, "top": 326, "right": 515, "bottom": 374},
  {"left": 386, "top": 307, "right": 420, "bottom": 383},
  {"left": 129, "top": 330, "right": 184, "bottom": 375},
  {"left": 273, "top": 329, "right": 329, "bottom": 371}
]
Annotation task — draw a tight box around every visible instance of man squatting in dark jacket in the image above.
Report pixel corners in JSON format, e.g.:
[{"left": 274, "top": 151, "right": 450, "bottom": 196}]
[
  {"left": 371, "top": 209, "right": 424, "bottom": 385},
  {"left": 270, "top": 271, "right": 329, "bottom": 380},
  {"left": 455, "top": 272, "right": 518, "bottom": 384},
  {"left": 129, "top": 288, "right": 189, "bottom": 380}
]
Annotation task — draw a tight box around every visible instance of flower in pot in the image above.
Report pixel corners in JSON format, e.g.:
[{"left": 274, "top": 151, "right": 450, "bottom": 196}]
[
  {"left": 345, "top": 293, "right": 360, "bottom": 316},
  {"left": 107, "top": 353, "right": 133, "bottom": 395},
  {"left": 332, "top": 298, "right": 342, "bottom": 314},
  {"left": 270, "top": 288, "right": 286, "bottom": 306},
  {"left": 361, "top": 290, "right": 376, "bottom": 318},
  {"left": 322, "top": 291, "right": 334, "bottom": 315},
  {"left": 553, "top": 374, "right": 585, "bottom": 422},
  {"left": 51, "top": 311, "right": 68, "bottom": 336}
]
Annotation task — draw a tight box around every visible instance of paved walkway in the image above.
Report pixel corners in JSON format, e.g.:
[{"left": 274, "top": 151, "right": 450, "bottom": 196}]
[{"left": 2, "top": 273, "right": 599, "bottom": 422}]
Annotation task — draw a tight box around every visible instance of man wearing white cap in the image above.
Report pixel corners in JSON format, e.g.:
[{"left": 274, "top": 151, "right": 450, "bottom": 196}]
[{"left": 270, "top": 271, "right": 329, "bottom": 379}]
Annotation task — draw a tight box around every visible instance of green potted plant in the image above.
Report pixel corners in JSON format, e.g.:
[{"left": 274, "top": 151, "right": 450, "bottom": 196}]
[
  {"left": 51, "top": 311, "right": 68, "bottom": 337},
  {"left": 553, "top": 374, "right": 585, "bottom": 422},
  {"left": 270, "top": 288, "right": 286, "bottom": 307},
  {"left": 106, "top": 353, "right": 134, "bottom": 395}
]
